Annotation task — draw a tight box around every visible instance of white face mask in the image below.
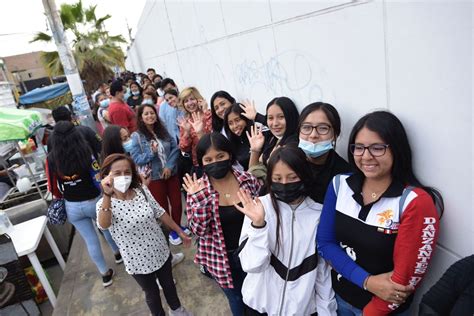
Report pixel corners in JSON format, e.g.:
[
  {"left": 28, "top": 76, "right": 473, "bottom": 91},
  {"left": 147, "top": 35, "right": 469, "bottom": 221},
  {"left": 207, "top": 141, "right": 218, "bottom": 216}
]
[{"left": 113, "top": 176, "right": 132, "bottom": 193}]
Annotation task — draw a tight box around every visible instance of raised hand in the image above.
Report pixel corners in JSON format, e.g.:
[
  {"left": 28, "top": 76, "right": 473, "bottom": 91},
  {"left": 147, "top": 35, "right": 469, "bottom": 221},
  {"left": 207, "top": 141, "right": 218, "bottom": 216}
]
[
  {"left": 182, "top": 173, "right": 205, "bottom": 194},
  {"left": 246, "top": 124, "right": 265, "bottom": 152},
  {"left": 239, "top": 99, "right": 257, "bottom": 121},
  {"left": 100, "top": 175, "right": 114, "bottom": 195},
  {"left": 190, "top": 111, "right": 204, "bottom": 135},
  {"left": 234, "top": 188, "right": 265, "bottom": 226},
  {"left": 177, "top": 117, "right": 191, "bottom": 133}
]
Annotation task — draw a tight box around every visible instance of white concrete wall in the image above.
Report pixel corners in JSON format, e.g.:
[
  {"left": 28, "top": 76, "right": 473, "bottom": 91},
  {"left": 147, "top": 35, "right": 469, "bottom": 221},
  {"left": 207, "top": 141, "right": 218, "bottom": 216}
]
[{"left": 126, "top": 0, "right": 473, "bottom": 311}]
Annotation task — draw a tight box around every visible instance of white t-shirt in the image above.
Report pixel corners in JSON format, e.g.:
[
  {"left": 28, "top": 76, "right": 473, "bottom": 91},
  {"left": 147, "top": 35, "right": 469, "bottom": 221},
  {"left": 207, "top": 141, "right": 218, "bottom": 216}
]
[{"left": 96, "top": 186, "right": 170, "bottom": 274}]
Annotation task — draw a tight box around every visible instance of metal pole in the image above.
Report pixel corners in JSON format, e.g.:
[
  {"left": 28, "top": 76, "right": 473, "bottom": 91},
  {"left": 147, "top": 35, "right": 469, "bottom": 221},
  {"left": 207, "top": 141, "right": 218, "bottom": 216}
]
[{"left": 42, "top": 0, "right": 97, "bottom": 132}]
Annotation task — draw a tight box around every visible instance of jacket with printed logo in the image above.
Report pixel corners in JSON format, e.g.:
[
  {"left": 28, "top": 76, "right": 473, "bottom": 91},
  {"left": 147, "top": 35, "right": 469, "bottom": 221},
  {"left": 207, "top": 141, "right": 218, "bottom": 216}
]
[{"left": 317, "top": 173, "right": 440, "bottom": 315}]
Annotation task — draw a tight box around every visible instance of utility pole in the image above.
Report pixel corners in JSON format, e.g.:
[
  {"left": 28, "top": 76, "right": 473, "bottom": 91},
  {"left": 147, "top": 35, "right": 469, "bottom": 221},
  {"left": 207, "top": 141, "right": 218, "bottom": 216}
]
[{"left": 42, "top": 0, "right": 97, "bottom": 131}]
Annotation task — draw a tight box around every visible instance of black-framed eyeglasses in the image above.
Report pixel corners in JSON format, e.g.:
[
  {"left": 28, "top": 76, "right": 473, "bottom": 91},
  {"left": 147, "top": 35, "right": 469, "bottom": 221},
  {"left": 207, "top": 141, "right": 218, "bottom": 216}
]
[
  {"left": 299, "top": 124, "right": 331, "bottom": 136},
  {"left": 350, "top": 144, "right": 390, "bottom": 157}
]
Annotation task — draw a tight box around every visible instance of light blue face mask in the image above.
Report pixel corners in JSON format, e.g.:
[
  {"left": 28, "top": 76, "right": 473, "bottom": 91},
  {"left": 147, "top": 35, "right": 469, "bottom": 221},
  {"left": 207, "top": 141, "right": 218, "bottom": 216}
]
[
  {"left": 123, "top": 88, "right": 131, "bottom": 101},
  {"left": 99, "top": 99, "right": 110, "bottom": 108},
  {"left": 298, "top": 138, "right": 334, "bottom": 158},
  {"left": 123, "top": 140, "right": 133, "bottom": 153},
  {"left": 142, "top": 99, "right": 154, "bottom": 106},
  {"left": 132, "top": 91, "right": 140, "bottom": 96}
]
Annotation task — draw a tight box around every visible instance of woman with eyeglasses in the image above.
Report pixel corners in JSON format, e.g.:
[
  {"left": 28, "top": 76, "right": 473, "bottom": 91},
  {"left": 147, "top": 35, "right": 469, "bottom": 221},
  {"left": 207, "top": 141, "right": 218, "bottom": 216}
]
[
  {"left": 297, "top": 102, "right": 352, "bottom": 204},
  {"left": 317, "top": 111, "right": 444, "bottom": 316}
]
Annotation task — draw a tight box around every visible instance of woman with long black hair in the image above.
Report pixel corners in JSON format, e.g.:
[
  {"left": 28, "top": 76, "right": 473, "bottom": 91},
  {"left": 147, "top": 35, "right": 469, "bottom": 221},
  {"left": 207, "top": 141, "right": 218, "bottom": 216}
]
[
  {"left": 236, "top": 146, "right": 336, "bottom": 315},
  {"left": 47, "top": 121, "right": 121, "bottom": 287},
  {"left": 223, "top": 103, "right": 255, "bottom": 170},
  {"left": 247, "top": 96, "right": 299, "bottom": 168},
  {"left": 130, "top": 104, "right": 188, "bottom": 246},
  {"left": 210, "top": 91, "right": 266, "bottom": 136},
  {"left": 317, "top": 111, "right": 444, "bottom": 315},
  {"left": 183, "top": 132, "right": 261, "bottom": 315}
]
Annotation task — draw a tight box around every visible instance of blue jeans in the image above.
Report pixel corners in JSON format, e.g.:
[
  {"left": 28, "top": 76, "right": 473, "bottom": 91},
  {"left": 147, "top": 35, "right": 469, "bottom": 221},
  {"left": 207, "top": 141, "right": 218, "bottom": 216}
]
[
  {"left": 65, "top": 196, "right": 119, "bottom": 274},
  {"left": 220, "top": 250, "right": 246, "bottom": 316},
  {"left": 336, "top": 294, "right": 412, "bottom": 316}
]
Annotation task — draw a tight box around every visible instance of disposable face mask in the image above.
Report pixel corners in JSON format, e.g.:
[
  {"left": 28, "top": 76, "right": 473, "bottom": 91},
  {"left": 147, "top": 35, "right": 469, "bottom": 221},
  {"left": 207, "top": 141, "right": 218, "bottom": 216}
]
[
  {"left": 113, "top": 175, "right": 132, "bottom": 193},
  {"left": 132, "top": 91, "right": 140, "bottom": 96},
  {"left": 298, "top": 138, "right": 334, "bottom": 158},
  {"left": 142, "top": 99, "right": 154, "bottom": 106},
  {"left": 271, "top": 181, "right": 305, "bottom": 204},
  {"left": 122, "top": 140, "right": 133, "bottom": 153},
  {"left": 203, "top": 159, "right": 231, "bottom": 179},
  {"left": 99, "top": 99, "right": 110, "bottom": 108}
]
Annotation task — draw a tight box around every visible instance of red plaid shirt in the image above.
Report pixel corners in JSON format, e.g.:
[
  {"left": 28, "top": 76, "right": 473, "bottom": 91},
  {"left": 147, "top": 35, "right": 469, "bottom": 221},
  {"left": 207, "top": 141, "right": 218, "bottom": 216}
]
[{"left": 186, "top": 167, "right": 260, "bottom": 288}]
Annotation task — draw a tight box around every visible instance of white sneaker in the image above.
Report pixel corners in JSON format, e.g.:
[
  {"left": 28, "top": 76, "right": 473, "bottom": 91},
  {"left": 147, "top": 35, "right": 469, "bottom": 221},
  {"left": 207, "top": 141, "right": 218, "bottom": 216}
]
[
  {"left": 171, "top": 252, "right": 185, "bottom": 267},
  {"left": 169, "top": 306, "right": 193, "bottom": 316},
  {"left": 180, "top": 225, "right": 192, "bottom": 236},
  {"left": 169, "top": 231, "right": 183, "bottom": 245},
  {"left": 156, "top": 277, "right": 176, "bottom": 290}
]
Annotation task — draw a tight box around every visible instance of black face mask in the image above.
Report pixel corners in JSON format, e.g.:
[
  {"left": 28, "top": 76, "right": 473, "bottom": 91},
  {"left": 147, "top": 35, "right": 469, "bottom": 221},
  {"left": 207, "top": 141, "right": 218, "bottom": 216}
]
[
  {"left": 271, "top": 181, "right": 305, "bottom": 204},
  {"left": 203, "top": 159, "right": 231, "bottom": 179}
]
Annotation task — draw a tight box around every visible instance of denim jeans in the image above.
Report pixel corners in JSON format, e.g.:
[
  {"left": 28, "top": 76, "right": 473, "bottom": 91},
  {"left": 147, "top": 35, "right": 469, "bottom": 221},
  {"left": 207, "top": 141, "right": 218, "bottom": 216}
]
[
  {"left": 65, "top": 196, "right": 119, "bottom": 274},
  {"left": 220, "top": 250, "right": 246, "bottom": 316},
  {"left": 336, "top": 294, "right": 412, "bottom": 316}
]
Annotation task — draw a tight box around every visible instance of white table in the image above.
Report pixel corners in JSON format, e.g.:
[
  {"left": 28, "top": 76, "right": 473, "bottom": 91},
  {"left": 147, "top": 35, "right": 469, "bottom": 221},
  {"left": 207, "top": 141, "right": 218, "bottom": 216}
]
[{"left": 8, "top": 215, "right": 66, "bottom": 307}]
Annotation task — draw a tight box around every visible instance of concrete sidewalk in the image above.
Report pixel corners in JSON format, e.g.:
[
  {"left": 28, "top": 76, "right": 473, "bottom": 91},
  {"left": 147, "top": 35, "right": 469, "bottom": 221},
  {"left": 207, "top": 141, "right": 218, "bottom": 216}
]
[{"left": 52, "top": 231, "right": 231, "bottom": 316}]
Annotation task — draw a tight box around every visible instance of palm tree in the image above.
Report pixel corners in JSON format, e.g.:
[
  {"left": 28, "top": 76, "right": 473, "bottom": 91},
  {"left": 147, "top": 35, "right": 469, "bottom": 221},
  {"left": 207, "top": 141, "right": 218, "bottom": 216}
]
[{"left": 31, "top": 1, "right": 126, "bottom": 94}]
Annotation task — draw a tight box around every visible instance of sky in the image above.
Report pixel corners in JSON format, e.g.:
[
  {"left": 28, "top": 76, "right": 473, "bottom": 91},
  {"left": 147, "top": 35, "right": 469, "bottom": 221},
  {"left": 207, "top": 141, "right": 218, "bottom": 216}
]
[{"left": 0, "top": 0, "right": 146, "bottom": 57}]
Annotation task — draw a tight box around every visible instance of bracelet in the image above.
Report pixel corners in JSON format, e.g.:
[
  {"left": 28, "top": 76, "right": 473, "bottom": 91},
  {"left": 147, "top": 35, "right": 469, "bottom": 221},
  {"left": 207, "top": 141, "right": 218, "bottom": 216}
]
[
  {"left": 363, "top": 275, "right": 370, "bottom": 291},
  {"left": 250, "top": 149, "right": 261, "bottom": 154},
  {"left": 103, "top": 192, "right": 112, "bottom": 198},
  {"left": 100, "top": 206, "right": 111, "bottom": 212},
  {"left": 251, "top": 221, "right": 266, "bottom": 229}
]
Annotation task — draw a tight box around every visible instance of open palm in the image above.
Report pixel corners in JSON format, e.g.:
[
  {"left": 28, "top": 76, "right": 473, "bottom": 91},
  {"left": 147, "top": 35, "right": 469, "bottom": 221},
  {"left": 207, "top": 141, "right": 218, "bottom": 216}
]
[
  {"left": 182, "top": 173, "right": 205, "bottom": 194},
  {"left": 240, "top": 99, "right": 257, "bottom": 121},
  {"left": 234, "top": 188, "right": 265, "bottom": 226},
  {"left": 190, "top": 111, "right": 204, "bottom": 134},
  {"left": 177, "top": 117, "right": 191, "bottom": 133},
  {"left": 246, "top": 124, "right": 265, "bottom": 152}
]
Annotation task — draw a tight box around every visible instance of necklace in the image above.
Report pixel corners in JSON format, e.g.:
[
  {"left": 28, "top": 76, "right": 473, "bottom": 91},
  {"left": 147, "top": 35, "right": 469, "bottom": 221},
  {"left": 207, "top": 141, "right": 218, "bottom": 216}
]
[
  {"left": 362, "top": 190, "right": 384, "bottom": 201},
  {"left": 224, "top": 193, "right": 231, "bottom": 199}
]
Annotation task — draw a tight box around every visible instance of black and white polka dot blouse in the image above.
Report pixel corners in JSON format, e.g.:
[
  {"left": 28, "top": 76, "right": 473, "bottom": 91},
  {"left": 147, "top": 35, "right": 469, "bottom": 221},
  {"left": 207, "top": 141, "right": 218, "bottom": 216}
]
[{"left": 96, "top": 186, "right": 170, "bottom": 274}]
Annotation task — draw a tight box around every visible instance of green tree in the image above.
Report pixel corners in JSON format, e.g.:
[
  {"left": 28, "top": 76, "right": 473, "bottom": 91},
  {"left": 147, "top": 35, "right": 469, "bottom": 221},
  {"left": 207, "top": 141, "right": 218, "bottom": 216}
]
[{"left": 31, "top": 1, "right": 126, "bottom": 94}]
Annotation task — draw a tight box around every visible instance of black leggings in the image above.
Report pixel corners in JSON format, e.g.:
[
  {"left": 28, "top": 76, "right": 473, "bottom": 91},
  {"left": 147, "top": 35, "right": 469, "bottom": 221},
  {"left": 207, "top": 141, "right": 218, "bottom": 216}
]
[{"left": 132, "top": 254, "right": 180, "bottom": 316}]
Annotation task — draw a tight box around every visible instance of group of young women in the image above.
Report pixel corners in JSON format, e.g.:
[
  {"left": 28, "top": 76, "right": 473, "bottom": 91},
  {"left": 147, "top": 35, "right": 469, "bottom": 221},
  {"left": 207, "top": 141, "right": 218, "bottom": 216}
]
[{"left": 47, "top": 74, "right": 444, "bottom": 316}]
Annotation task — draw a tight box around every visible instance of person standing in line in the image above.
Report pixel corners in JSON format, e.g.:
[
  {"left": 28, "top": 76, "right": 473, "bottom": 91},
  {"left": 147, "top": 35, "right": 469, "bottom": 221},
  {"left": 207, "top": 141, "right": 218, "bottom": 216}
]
[
  {"left": 236, "top": 146, "right": 337, "bottom": 315},
  {"left": 95, "top": 93, "right": 111, "bottom": 133},
  {"left": 183, "top": 133, "right": 261, "bottom": 316},
  {"left": 247, "top": 96, "right": 299, "bottom": 168},
  {"left": 47, "top": 105, "right": 102, "bottom": 156},
  {"left": 177, "top": 87, "right": 212, "bottom": 178},
  {"left": 97, "top": 154, "right": 192, "bottom": 316},
  {"left": 223, "top": 103, "right": 255, "bottom": 170},
  {"left": 47, "top": 121, "right": 121, "bottom": 287},
  {"left": 129, "top": 104, "right": 190, "bottom": 246},
  {"left": 210, "top": 91, "right": 266, "bottom": 137},
  {"left": 297, "top": 102, "right": 352, "bottom": 204},
  {"left": 126, "top": 81, "right": 143, "bottom": 110},
  {"left": 108, "top": 80, "right": 137, "bottom": 133},
  {"left": 161, "top": 88, "right": 183, "bottom": 143},
  {"left": 317, "top": 111, "right": 444, "bottom": 315}
]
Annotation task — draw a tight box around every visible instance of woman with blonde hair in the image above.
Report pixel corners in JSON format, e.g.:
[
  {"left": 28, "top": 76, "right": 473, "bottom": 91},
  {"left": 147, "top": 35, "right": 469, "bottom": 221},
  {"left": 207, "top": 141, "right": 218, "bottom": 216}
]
[{"left": 177, "top": 87, "right": 212, "bottom": 177}]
